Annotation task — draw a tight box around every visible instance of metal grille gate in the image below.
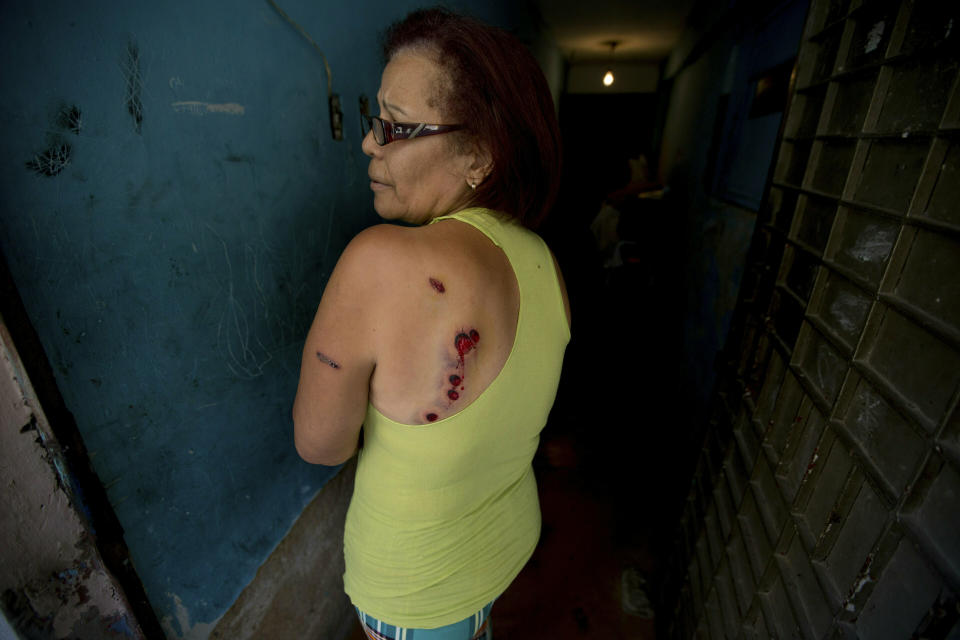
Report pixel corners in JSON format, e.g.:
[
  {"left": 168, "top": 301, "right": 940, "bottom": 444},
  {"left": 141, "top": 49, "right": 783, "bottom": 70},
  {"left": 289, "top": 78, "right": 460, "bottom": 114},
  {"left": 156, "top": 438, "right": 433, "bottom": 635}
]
[{"left": 667, "top": 1, "right": 960, "bottom": 637}]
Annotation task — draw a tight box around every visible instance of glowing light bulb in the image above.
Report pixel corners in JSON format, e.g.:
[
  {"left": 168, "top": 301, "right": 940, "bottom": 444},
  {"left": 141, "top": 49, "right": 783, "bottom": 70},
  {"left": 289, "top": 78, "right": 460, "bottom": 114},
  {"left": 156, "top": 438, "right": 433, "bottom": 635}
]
[{"left": 603, "top": 70, "right": 614, "bottom": 86}]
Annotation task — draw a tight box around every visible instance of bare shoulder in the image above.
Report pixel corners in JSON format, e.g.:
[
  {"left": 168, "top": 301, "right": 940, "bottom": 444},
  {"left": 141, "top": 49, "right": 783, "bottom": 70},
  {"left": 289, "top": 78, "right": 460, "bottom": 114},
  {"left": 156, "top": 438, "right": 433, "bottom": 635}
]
[
  {"left": 308, "top": 223, "right": 423, "bottom": 359},
  {"left": 328, "top": 222, "right": 450, "bottom": 331},
  {"left": 338, "top": 221, "right": 484, "bottom": 286},
  {"left": 335, "top": 223, "right": 420, "bottom": 276},
  {"left": 346, "top": 222, "right": 416, "bottom": 248},
  {"left": 326, "top": 224, "right": 432, "bottom": 305}
]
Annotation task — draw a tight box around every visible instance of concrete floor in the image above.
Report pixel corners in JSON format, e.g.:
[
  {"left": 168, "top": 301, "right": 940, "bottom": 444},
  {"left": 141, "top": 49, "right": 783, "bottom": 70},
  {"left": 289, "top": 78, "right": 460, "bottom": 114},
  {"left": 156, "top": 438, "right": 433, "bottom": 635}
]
[{"left": 346, "top": 431, "right": 659, "bottom": 639}]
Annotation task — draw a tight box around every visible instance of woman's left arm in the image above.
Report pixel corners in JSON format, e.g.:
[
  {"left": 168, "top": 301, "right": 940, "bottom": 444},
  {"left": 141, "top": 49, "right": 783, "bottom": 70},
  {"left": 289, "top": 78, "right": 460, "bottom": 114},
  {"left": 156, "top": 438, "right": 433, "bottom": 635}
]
[{"left": 293, "top": 226, "right": 393, "bottom": 465}]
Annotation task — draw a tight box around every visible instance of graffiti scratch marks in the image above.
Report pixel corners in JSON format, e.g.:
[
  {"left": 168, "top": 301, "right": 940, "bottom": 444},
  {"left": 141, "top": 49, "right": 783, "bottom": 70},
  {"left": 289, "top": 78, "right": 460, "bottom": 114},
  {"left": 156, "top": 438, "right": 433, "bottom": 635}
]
[
  {"left": 209, "top": 227, "right": 272, "bottom": 379},
  {"left": 171, "top": 101, "right": 246, "bottom": 116},
  {"left": 25, "top": 103, "right": 83, "bottom": 177},
  {"left": 26, "top": 143, "right": 72, "bottom": 176},
  {"left": 123, "top": 39, "right": 144, "bottom": 133},
  {"left": 199, "top": 221, "right": 315, "bottom": 381},
  {"left": 58, "top": 104, "right": 82, "bottom": 135}
]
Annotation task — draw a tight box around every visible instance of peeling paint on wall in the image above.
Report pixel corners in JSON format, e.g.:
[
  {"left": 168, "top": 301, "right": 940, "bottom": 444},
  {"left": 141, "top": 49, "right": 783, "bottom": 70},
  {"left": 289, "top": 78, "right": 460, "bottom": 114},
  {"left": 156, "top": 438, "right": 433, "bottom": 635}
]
[
  {"left": 171, "top": 101, "right": 246, "bottom": 115},
  {"left": 864, "top": 22, "right": 885, "bottom": 54},
  {"left": 0, "top": 320, "right": 143, "bottom": 639},
  {"left": 161, "top": 593, "right": 215, "bottom": 640}
]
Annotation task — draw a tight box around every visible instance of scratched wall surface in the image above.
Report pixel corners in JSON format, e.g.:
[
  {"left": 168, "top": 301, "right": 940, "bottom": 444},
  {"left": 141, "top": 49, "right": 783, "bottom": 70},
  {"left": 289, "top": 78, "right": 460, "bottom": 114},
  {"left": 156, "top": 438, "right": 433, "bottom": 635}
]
[{"left": 0, "top": 1, "right": 527, "bottom": 635}]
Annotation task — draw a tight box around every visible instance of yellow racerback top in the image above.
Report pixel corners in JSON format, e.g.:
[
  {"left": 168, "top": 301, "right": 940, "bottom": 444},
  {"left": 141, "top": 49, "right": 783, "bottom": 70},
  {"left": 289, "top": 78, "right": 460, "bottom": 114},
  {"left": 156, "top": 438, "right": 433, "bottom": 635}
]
[{"left": 342, "top": 208, "right": 570, "bottom": 628}]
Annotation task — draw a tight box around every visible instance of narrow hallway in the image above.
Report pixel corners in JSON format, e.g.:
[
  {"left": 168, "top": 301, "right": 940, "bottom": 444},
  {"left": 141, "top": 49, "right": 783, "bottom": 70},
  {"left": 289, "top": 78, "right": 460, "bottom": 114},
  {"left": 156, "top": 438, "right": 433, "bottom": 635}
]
[{"left": 492, "top": 431, "right": 658, "bottom": 639}]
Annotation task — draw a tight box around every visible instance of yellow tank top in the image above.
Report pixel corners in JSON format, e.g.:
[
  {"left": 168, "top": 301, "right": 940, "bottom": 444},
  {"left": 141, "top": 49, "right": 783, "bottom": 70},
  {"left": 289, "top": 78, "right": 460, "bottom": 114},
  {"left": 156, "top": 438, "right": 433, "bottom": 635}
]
[{"left": 342, "top": 208, "right": 570, "bottom": 628}]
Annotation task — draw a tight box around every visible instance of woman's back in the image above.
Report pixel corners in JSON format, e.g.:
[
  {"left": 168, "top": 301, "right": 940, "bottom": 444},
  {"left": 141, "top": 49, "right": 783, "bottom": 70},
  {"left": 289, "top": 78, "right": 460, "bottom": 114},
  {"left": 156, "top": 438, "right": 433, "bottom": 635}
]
[
  {"left": 367, "top": 215, "right": 523, "bottom": 425},
  {"left": 342, "top": 208, "right": 570, "bottom": 626}
]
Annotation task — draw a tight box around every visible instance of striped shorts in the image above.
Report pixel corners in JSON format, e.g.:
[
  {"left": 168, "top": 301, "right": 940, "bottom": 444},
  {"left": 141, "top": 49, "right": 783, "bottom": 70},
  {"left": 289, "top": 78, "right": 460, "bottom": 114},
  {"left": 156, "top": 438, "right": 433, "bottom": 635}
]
[{"left": 354, "top": 600, "right": 495, "bottom": 640}]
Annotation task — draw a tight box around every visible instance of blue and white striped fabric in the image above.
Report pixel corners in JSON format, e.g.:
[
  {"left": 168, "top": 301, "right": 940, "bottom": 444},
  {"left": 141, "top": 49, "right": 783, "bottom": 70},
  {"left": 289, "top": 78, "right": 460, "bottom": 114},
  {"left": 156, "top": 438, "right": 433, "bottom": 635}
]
[{"left": 355, "top": 600, "right": 494, "bottom": 640}]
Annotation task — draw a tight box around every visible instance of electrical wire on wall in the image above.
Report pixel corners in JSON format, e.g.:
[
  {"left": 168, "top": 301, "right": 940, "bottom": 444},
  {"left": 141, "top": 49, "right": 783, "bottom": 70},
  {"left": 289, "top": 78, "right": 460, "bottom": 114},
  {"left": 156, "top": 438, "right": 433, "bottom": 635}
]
[{"left": 266, "top": 0, "right": 343, "bottom": 140}]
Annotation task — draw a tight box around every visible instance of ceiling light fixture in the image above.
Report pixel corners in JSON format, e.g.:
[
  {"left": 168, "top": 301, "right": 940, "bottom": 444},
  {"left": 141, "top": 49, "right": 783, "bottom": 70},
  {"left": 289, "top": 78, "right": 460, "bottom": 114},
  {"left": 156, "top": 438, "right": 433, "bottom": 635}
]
[{"left": 603, "top": 40, "right": 619, "bottom": 87}]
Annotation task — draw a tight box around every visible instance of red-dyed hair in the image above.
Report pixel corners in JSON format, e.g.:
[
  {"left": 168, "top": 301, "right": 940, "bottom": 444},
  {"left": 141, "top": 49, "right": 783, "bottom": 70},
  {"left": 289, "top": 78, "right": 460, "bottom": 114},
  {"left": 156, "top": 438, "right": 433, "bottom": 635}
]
[{"left": 383, "top": 8, "right": 562, "bottom": 229}]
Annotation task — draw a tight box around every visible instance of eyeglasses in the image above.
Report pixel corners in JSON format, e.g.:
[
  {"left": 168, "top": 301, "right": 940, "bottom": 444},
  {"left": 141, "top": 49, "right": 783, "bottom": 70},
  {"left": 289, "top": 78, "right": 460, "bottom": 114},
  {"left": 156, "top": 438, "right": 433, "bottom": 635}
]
[{"left": 365, "top": 115, "right": 463, "bottom": 146}]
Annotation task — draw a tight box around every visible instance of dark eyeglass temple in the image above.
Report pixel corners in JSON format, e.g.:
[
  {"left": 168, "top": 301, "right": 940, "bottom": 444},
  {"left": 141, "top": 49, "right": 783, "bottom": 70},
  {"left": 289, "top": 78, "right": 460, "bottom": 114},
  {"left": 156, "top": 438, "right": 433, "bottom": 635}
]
[{"left": 407, "top": 123, "right": 427, "bottom": 139}]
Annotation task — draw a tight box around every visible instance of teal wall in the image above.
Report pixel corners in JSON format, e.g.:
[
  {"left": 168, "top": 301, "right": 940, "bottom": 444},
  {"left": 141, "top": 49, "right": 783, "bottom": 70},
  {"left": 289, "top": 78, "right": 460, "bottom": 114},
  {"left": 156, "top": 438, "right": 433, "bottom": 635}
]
[{"left": 0, "top": 1, "right": 531, "bottom": 634}]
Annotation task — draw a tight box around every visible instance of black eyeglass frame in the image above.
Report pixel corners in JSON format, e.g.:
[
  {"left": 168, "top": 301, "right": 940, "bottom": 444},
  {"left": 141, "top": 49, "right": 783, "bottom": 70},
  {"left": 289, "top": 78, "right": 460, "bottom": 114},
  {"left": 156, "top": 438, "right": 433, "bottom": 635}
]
[{"left": 365, "top": 115, "right": 464, "bottom": 146}]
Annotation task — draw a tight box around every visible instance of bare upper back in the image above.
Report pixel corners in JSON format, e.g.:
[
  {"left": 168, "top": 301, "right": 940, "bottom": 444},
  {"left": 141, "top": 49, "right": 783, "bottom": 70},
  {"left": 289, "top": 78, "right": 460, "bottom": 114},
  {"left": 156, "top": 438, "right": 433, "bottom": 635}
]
[{"left": 367, "top": 218, "right": 520, "bottom": 425}]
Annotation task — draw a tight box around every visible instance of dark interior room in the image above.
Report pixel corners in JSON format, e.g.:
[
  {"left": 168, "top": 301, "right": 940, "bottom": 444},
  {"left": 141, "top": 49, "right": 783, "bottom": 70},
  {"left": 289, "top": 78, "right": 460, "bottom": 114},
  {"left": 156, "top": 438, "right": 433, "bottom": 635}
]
[{"left": 1, "top": 1, "right": 958, "bottom": 639}]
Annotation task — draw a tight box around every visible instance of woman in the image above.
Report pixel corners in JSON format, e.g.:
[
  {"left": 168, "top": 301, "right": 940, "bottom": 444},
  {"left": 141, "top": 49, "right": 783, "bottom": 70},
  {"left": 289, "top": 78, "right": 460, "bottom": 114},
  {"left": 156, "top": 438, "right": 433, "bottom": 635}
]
[{"left": 293, "top": 8, "right": 570, "bottom": 639}]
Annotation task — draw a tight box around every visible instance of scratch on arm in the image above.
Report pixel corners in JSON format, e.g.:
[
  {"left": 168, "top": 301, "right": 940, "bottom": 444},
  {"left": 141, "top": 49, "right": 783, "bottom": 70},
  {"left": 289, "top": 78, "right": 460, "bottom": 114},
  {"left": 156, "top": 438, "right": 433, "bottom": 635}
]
[{"left": 316, "top": 351, "right": 341, "bottom": 370}]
